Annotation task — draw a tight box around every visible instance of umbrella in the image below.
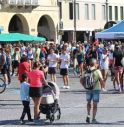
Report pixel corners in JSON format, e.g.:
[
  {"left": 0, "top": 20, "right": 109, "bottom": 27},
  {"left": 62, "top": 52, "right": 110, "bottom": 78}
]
[{"left": 0, "top": 33, "right": 46, "bottom": 42}]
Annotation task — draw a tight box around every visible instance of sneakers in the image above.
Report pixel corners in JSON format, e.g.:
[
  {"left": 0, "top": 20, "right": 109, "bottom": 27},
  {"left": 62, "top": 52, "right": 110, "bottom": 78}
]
[
  {"left": 62, "top": 85, "right": 70, "bottom": 89},
  {"left": 86, "top": 116, "right": 99, "bottom": 124},
  {"left": 66, "top": 86, "right": 70, "bottom": 89},
  {"left": 92, "top": 119, "right": 99, "bottom": 124},
  {"left": 62, "top": 85, "right": 66, "bottom": 89},
  {"left": 28, "top": 119, "right": 33, "bottom": 122},
  {"left": 102, "top": 88, "right": 107, "bottom": 92},
  {"left": 86, "top": 116, "right": 90, "bottom": 123},
  {"left": 20, "top": 119, "right": 25, "bottom": 125}
]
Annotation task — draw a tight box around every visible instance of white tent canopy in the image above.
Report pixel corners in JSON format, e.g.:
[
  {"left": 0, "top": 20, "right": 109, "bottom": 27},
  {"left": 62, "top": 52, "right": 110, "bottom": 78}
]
[{"left": 95, "top": 20, "right": 124, "bottom": 39}]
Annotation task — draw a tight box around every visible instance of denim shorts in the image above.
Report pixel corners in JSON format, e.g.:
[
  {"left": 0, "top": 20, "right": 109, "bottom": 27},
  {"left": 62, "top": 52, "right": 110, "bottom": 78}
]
[{"left": 86, "top": 90, "right": 100, "bottom": 103}]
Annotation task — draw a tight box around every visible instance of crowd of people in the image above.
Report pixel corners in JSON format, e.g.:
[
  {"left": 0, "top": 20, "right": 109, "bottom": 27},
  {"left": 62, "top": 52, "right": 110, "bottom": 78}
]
[{"left": 0, "top": 40, "right": 124, "bottom": 124}]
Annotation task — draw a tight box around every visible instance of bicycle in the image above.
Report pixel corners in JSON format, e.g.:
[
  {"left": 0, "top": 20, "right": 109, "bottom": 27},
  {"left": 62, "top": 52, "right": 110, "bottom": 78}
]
[{"left": 0, "top": 78, "right": 6, "bottom": 94}]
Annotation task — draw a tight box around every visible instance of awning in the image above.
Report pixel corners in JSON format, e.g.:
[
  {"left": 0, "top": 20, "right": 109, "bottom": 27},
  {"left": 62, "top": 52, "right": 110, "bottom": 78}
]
[
  {"left": 0, "top": 33, "right": 46, "bottom": 42},
  {"left": 95, "top": 20, "right": 124, "bottom": 39}
]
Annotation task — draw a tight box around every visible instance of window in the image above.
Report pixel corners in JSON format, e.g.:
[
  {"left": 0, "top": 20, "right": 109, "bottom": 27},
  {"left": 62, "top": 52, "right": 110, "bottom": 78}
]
[
  {"left": 120, "top": 6, "right": 124, "bottom": 20},
  {"left": 76, "top": 3, "right": 79, "bottom": 19},
  {"left": 91, "top": 4, "right": 96, "bottom": 20},
  {"left": 109, "top": 6, "right": 112, "bottom": 20},
  {"left": 9, "top": 0, "right": 16, "bottom": 4},
  {"left": 25, "top": 0, "right": 31, "bottom": 5},
  {"left": 17, "top": 0, "right": 23, "bottom": 5},
  {"left": 102, "top": 5, "right": 106, "bottom": 20},
  {"left": 115, "top": 6, "right": 118, "bottom": 20},
  {"left": 85, "top": 4, "right": 89, "bottom": 20},
  {"left": 69, "top": 3, "right": 73, "bottom": 20}
]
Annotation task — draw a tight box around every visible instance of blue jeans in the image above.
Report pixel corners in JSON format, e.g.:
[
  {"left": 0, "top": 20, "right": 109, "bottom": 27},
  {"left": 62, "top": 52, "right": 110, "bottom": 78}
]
[{"left": 86, "top": 90, "right": 100, "bottom": 103}]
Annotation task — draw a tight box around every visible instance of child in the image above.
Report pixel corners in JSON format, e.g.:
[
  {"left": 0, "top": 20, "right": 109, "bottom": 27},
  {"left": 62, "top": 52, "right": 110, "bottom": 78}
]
[{"left": 20, "top": 73, "right": 33, "bottom": 124}]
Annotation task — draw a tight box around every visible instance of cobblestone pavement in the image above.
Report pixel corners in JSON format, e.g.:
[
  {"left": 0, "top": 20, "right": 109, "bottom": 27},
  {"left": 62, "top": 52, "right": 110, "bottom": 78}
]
[{"left": 0, "top": 72, "right": 124, "bottom": 127}]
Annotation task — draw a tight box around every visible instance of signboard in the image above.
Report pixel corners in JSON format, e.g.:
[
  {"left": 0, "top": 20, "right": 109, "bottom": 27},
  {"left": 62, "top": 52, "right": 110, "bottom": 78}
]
[{"left": 58, "top": 30, "right": 64, "bottom": 35}]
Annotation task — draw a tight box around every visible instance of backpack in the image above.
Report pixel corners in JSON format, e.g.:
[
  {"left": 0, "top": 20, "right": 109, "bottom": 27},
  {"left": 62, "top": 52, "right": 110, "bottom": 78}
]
[{"left": 80, "top": 69, "right": 98, "bottom": 90}]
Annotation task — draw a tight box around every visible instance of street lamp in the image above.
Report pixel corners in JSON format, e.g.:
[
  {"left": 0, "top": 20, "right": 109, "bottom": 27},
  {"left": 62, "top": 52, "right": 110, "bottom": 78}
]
[{"left": 73, "top": 0, "right": 76, "bottom": 43}]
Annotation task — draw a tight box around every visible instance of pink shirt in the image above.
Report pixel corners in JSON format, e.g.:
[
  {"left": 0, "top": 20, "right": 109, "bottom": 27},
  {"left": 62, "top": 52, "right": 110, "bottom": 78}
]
[{"left": 28, "top": 69, "right": 44, "bottom": 87}]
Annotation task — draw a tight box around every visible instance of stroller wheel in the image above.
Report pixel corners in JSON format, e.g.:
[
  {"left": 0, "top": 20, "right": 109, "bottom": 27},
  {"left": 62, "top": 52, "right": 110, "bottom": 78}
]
[
  {"left": 57, "top": 107, "right": 61, "bottom": 120},
  {"left": 46, "top": 114, "right": 49, "bottom": 120},
  {"left": 50, "top": 114, "right": 54, "bottom": 123},
  {"left": 57, "top": 114, "right": 61, "bottom": 120}
]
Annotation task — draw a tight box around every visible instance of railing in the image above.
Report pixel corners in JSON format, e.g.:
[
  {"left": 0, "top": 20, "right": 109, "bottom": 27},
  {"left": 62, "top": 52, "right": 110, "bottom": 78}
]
[{"left": 4, "top": 0, "right": 39, "bottom": 6}]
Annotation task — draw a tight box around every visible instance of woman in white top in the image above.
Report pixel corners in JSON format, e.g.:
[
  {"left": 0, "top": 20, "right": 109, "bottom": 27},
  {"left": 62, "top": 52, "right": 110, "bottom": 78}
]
[
  {"left": 60, "top": 48, "right": 70, "bottom": 89},
  {"left": 100, "top": 49, "right": 109, "bottom": 91},
  {"left": 47, "top": 48, "right": 58, "bottom": 82}
]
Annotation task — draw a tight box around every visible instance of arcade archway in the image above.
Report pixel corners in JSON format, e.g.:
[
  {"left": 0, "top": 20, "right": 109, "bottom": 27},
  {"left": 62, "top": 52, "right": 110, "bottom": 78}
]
[
  {"left": 37, "top": 15, "right": 56, "bottom": 41},
  {"left": 8, "top": 14, "right": 29, "bottom": 34}
]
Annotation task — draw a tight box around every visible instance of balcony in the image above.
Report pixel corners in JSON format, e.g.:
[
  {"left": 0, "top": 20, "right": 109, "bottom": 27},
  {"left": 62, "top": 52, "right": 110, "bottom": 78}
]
[{"left": 1, "top": 0, "right": 39, "bottom": 7}]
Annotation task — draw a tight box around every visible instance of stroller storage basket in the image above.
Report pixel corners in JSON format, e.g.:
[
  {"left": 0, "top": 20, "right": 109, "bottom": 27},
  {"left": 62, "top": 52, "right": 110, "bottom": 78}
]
[
  {"left": 42, "top": 93, "right": 54, "bottom": 104},
  {"left": 40, "top": 81, "right": 61, "bottom": 123}
]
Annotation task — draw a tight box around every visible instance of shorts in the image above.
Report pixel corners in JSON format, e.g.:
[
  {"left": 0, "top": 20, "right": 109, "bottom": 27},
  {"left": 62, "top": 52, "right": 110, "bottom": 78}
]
[
  {"left": 48, "top": 67, "right": 56, "bottom": 74},
  {"left": 60, "top": 68, "right": 68, "bottom": 76},
  {"left": 1, "top": 67, "right": 7, "bottom": 75},
  {"left": 86, "top": 90, "right": 100, "bottom": 103},
  {"left": 114, "top": 66, "right": 123, "bottom": 74},
  {"left": 12, "top": 60, "right": 19, "bottom": 68},
  {"left": 77, "top": 61, "right": 83, "bottom": 66},
  {"left": 29, "top": 87, "right": 43, "bottom": 97}
]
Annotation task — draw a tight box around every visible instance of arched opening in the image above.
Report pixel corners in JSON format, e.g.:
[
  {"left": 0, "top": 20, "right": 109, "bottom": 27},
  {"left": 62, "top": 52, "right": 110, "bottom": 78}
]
[
  {"left": 8, "top": 14, "right": 29, "bottom": 34},
  {"left": 37, "top": 15, "right": 56, "bottom": 41},
  {"left": 104, "top": 21, "right": 117, "bottom": 29}
]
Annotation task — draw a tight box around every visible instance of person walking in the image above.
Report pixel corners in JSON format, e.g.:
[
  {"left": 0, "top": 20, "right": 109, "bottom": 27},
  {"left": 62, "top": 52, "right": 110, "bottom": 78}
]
[
  {"left": 80, "top": 58, "right": 104, "bottom": 124},
  {"left": 18, "top": 55, "right": 31, "bottom": 83},
  {"left": 100, "top": 48, "right": 109, "bottom": 91},
  {"left": 47, "top": 48, "right": 58, "bottom": 82},
  {"left": 113, "top": 45, "right": 124, "bottom": 92},
  {"left": 28, "top": 62, "right": 48, "bottom": 120},
  {"left": 76, "top": 45, "right": 85, "bottom": 77},
  {"left": 60, "top": 48, "right": 70, "bottom": 89},
  {"left": 20, "top": 73, "right": 33, "bottom": 124}
]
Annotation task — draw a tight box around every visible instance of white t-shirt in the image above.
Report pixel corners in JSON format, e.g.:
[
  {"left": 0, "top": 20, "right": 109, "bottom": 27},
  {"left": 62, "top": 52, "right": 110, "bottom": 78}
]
[
  {"left": 27, "top": 50, "right": 33, "bottom": 59},
  {"left": 109, "top": 52, "right": 113, "bottom": 60},
  {"left": 100, "top": 54, "right": 109, "bottom": 70},
  {"left": 47, "top": 53, "right": 58, "bottom": 67},
  {"left": 21, "top": 46, "right": 27, "bottom": 56},
  {"left": 60, "top": 53, "right": 70, "bottom": 69}
]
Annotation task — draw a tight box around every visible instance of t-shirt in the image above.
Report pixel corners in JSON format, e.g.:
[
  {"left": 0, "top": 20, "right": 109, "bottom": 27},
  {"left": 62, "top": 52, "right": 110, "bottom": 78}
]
[
  {"left": 35, "top": 48, "right": 41, "bottom": 61},
  {"left": 18, "top": 62, "right": 30, "bottom": 81},
  {"left": 27, "top": 50, "right": 33, "bottom": 59},
  {"left": 47, "top": 53, "right": 58, "bottom": 67},
  {"left": 14, "top": 52, "right": 20, "bottom": 61},
  {"left": 28, "top": 70, "right": 44, "bottom": 87},
  {"left": 90, "top": 67, "right": 103, "bottom": 90},
  {"left": 0, "top": 52, "right": 6, "bottom": 66},
  {"left": 89, "top": 50, "right": 97, "bottom": 59},
  {"left": 113, "top": 50, "right": 124, "bottom": 67},
  {"left": 20, "top": 82, "right": 30, "bottom": 101},
  {"left": 76, "top": 52, "right": 85, "bottom": 62},
  {"left": 100, "top": 54, "right": 109, "bottom": 69},
  {"left": 60, "top": 53, "right": 70, "bottom": 69}
]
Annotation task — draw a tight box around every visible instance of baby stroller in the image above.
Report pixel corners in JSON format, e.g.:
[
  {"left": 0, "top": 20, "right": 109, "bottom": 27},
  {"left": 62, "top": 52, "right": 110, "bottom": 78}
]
[{"left": 40, "top": 81, "right": 61, "bottom": 123}]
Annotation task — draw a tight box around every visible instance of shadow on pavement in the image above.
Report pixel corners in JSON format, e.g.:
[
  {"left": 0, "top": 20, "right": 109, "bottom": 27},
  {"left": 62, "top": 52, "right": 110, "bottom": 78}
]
[{"left": 1, "top": 120, "right": 124, "bottom": 126}]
